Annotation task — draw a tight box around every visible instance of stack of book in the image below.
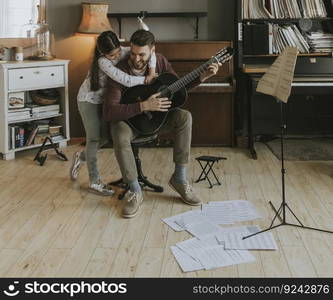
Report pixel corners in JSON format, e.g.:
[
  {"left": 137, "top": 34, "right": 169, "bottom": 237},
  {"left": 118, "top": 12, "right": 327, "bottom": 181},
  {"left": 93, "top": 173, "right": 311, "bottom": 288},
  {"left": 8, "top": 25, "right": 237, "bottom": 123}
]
[
  {"left": 242, "top": 0, "right": 327, "bottom": 19},
  {"left": 30, "top": 104, "right": 60, "bottom": 118},
  {"left": 33, "top": 121, "right": 50, "bottom": 144},
  {"left": 244, "top": 23, "right": 310, "bottom": 54},
  {"left": 49, "top": 125, "right": 64, "bottom": 142},
  {"left": 8, "top": 108, "right": 31, "bottom": 122},
  {"left": 272, "top": 24, "right": 310, "bottom": 53},
  {"left": 21, "top": 121, "right": 64, "bottom": 147},
  {"left": 306, "top": 31, "right": 333, "bottom": 52}
]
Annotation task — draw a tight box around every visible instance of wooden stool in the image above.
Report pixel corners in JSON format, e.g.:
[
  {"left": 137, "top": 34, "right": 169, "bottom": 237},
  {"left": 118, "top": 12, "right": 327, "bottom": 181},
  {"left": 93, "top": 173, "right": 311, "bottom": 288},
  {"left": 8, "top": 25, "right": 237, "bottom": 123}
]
[
  {"left": 110, "top": 134, "right": 163, "bottom": 200},
  {"left": 195, "top": 155, "right": 227, "bottom": 188}
]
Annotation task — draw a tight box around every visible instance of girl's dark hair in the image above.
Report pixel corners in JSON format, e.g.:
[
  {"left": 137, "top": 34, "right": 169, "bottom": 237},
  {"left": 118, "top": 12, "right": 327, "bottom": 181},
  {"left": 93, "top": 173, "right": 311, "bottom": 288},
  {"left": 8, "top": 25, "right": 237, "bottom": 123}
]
[{"left": 90, "top": 30, "right": 120, "bottom": 91}]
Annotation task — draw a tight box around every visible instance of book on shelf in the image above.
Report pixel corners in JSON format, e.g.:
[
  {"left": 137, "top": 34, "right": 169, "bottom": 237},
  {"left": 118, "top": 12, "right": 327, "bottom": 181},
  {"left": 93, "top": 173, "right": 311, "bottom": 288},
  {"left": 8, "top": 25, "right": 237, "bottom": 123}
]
[
  {"left": 8, "top": 104, "right": 61, "bottom": 122},
  {"left": 8, "top": 107, "right": 31, "bottom": 122},
  {"left": 243, "top": 22, "right": 333, "bottom": 54},
  {"left": 8, "top": 126, "right": 25, "bottom": 149},
  {"left": 306, "top": 31, "right": 333, "bottom": 52},
  {"left": 49, "top": 125, "right": 62, "bottom": 136},
  {"left": 26, "top": 104, "right": 59, "bottom": 110},
  {"left": 37, "top": 124, "right": 50, "bottom": 134},
  {"left": 33, "top": 133, "right": 65, "bottom": 145},
  {"left": 242, "top": 0, "right": 328, "bottom": 19},
  {"left": 22, "top": 122, "right": 62, "bottom": 146},
  {"left": 25, "top": 104, "right": 60, "bottom": 118},
  {"left": 51, "top": 135, "right": 65, "bottom": 142},
  {"left": 27, "top": 104, "right": 60, "bottom": 112},
  {"left": 25, "top": 125, "right": 39, "bottom": 146},
  {"left": 7, "top": 118, "right": 62, "bottom": 148},
  {"left": 32, "top": 111, "right": 60, "bottom": 118},
  {"left": 244, "top": 23, "right": 270, "bottom": 54},
  {"left": 34, "top": 133, "right": 49, "bottom": 145}
]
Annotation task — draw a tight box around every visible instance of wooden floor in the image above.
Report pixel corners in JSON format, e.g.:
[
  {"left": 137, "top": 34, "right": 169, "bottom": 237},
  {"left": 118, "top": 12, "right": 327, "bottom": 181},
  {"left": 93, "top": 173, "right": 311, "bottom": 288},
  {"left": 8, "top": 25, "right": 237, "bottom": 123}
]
[{"left": 0, "top": 143, "right": 332, "bottom": 278}]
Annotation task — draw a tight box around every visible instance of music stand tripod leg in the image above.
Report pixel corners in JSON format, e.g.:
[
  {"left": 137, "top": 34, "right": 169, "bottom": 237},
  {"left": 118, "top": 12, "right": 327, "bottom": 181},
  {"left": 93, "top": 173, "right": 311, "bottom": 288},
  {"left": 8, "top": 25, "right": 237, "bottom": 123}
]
[
  {"left": 243, "top": 100, "right": 333, "bottom": 240},
  {"left": 33, "top": 137, "right": 49, "bottom": 166}
]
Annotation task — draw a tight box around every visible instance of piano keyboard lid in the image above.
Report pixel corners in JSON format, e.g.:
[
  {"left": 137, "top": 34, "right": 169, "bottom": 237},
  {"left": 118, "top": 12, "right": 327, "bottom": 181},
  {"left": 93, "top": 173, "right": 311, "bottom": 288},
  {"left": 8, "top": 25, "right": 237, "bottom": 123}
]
[{"left": 295, "top": 57, "right": 333, "bottom": 77}]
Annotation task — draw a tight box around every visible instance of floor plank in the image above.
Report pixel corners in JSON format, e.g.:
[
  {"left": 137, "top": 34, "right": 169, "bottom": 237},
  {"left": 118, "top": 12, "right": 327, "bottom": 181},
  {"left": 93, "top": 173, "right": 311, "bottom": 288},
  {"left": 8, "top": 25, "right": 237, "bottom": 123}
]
[{"left": 0, "top": 144, "right": 332, "bottom": 278}]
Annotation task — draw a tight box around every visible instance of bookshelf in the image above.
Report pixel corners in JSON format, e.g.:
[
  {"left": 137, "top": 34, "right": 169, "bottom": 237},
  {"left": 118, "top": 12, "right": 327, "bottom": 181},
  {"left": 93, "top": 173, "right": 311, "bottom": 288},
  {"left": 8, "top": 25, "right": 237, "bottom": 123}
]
[
  {"left": 7, "top": 114, "right": 63, "bottom": 125},
  {"left": 236, "top": 0, "right": 333, "bottom": 68},
  {"left": 0, "top": 59, "right": 70, "bottom": 160},
  {"left": 235, "top": 0, "right": 333, "bottom": 158}
]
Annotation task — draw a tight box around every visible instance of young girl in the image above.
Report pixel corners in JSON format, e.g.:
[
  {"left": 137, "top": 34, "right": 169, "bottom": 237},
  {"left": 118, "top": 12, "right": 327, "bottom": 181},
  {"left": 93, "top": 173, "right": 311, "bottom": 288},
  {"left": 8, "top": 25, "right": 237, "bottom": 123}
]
[{"left": 70, "top": 30, "right": 157, "bottom": 195}]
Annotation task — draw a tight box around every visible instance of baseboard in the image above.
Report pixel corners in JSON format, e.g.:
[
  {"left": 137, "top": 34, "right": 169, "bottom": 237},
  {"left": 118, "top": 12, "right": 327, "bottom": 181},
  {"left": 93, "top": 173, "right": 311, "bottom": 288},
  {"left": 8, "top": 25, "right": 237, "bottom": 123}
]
[{"left": 69, "top": 137, "right": 85, "bottom": 145}]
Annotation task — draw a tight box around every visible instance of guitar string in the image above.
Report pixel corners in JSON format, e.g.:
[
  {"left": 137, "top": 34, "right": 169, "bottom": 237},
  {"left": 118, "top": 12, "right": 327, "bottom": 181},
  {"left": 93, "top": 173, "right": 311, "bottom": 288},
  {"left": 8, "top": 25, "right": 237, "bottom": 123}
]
[{"left": 166, "top": 48, "right": 231, "bottom": 95}]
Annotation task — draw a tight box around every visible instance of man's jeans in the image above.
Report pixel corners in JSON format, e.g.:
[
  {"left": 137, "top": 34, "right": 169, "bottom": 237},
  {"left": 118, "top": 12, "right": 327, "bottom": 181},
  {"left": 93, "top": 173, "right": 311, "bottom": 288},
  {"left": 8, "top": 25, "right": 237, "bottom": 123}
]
[{"left": 111, "top": 108, "right": 192, "bottom": 183}]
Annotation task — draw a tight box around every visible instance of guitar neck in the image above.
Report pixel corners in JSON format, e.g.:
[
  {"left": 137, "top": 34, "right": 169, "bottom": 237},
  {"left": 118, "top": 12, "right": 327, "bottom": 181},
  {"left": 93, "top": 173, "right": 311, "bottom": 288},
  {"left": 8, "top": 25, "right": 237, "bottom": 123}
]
[{"left": 166, "top": 57, "right": 217, "bottom": 94}]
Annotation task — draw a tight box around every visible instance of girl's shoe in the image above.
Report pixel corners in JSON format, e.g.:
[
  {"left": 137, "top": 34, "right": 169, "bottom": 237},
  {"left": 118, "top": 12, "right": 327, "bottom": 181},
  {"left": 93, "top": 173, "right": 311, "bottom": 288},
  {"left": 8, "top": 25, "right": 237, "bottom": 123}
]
[
  {"left": 89, "top": 180, "right": 115, "bottom": 196},
  {"left": 70, "top": 151, "right": 83, "bottom": 181}
]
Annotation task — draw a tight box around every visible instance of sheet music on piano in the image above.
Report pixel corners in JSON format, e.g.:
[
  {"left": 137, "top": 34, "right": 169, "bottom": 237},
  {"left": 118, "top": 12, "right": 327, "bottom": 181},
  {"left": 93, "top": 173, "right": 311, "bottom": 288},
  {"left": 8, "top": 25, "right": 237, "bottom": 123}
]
[{"left": 256, "top": 46, "right": 298, "bottom": 103}]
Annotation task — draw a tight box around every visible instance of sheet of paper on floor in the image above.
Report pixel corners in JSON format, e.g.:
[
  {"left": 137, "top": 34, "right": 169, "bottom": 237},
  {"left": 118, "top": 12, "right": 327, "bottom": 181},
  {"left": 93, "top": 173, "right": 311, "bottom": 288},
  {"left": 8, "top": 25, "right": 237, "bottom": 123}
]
[
  {"left": 222, "top": 232, "right": 278, "bottom": 250},
  {"left": 196, "top": 246, "right": 256, "bottom": 270},
  {"left": 175, "top": 212, "right": 211, "bottom": 229},
  {"left": 185, "top": 220, "right": 225, "bottom": 239},
  {"left": 215, "top": 225, "right": 261, "bottom": 245},
  {"left": 162, "top": 209, "right": 201, "bottom": 231},
  {"left": 209, "top": 200, "right": 262, "bottom": 219},
  {"left": 170, "top": 246, "right": 204, "bottom": 272},
  {"left": 171, "top": 227, "right": 261, "bottom": 272},
  {"left": 176, "top": 236, "right": 220, "bottom": 261},
  {"left": 202, "top": 200, "right": 262, "bottom": 224}
]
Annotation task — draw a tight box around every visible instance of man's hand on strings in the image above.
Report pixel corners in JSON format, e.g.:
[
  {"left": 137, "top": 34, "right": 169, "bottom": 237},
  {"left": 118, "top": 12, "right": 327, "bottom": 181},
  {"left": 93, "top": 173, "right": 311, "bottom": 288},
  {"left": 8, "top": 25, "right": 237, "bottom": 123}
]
[{"left": 200, "top": 62, "right": 221, "bottom": 82}]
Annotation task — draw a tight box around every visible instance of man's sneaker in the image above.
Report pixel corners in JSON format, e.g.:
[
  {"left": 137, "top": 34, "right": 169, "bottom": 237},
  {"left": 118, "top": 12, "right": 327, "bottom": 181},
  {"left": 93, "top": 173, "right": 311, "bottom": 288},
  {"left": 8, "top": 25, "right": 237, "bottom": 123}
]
[
  {"left": 168, "top": 176, "right": 201, "bottom": 206},
  {"left": 70, "top": 151, "right": 83, "bottom": 181},
  {"left": 122, "top": 192, "right": 143, "bottom": 218},
  {"left": 89, "top": 180, "right": 115, "bottom": 196}
]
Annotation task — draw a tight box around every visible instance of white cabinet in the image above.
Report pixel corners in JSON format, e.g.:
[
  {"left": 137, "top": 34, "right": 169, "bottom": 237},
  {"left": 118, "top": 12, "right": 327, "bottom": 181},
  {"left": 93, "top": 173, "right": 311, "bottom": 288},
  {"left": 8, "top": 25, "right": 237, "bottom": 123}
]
[
  {"left": 8, "top": 65, "right": 65, "bottom": 91},
  {"left": 0, "top": 59, "right": 70, "bottom": 160}
]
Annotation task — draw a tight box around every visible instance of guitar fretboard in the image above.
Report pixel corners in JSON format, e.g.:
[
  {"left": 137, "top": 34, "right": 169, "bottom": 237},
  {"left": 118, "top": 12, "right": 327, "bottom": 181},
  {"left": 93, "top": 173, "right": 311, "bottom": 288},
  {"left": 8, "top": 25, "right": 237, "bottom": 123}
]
[
  {"left": 167, "top": 58, "right": 218, "bottom": 94},
  {"left": 164, "top": 47, "right": 232, "bottom": 95}
]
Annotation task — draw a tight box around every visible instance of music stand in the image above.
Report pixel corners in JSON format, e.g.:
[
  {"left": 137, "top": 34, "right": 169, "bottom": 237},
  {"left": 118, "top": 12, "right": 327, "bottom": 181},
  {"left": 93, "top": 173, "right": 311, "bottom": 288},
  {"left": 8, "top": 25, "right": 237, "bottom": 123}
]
[
  {"left": 34, "top": 136, "right": 68, "bottom": 166},
  {"left": 243, "top": 47, "right": 333, "bottom": 240}
]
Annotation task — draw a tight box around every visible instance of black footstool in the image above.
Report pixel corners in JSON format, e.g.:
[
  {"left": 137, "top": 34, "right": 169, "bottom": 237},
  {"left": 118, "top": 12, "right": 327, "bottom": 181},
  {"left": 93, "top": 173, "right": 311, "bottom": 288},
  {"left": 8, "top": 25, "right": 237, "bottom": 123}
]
[{"left": 195, "top": 155, "right": 227, "bottom": 188}]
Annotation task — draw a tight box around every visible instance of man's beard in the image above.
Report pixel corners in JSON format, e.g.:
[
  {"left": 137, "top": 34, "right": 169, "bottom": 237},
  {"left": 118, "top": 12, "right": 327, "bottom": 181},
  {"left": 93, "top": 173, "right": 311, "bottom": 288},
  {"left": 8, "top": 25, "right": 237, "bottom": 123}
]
[{"left": 131, "top": 54, "right": 151, "bottom": 71}]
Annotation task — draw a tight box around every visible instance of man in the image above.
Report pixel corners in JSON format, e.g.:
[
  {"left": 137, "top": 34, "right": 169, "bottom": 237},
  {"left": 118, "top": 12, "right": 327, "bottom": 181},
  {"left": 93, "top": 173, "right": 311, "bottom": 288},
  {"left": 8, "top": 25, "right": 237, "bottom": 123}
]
[{"left": 104, "top": 30, "right": 220, "bottom": 218}]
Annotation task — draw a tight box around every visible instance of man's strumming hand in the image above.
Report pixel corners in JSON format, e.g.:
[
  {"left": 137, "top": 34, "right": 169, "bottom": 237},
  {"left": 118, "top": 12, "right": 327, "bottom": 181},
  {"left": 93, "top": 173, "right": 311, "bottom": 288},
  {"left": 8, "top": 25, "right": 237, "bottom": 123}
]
[{"left": 140, "top": 92, "right": 172, "bottom": 112}]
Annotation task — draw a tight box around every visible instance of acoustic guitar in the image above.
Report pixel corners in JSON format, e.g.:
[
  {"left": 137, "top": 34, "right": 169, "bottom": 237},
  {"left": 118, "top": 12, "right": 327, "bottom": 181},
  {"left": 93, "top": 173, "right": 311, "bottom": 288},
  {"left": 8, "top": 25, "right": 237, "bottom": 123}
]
[{"left": 120, "top": 47, "right": 234, "bottom": 135}]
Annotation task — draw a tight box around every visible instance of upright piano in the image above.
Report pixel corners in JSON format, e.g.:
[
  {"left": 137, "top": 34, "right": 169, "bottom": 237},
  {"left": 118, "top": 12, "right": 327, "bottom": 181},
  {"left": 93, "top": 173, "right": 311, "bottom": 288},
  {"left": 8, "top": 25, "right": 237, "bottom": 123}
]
[
  {"left": 242, "top": 56, "right": 333, "bottom": 159},
  {"left": 155, "top": 41, "right": 235, "bottom": 146}
]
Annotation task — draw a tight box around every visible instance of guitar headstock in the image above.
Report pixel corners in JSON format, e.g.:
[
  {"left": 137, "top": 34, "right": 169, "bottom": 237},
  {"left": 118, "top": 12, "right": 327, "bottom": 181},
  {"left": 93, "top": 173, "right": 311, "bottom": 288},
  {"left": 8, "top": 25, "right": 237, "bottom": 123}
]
[{"left": 213, "top": 47, "right": 234, "bottom": 64}]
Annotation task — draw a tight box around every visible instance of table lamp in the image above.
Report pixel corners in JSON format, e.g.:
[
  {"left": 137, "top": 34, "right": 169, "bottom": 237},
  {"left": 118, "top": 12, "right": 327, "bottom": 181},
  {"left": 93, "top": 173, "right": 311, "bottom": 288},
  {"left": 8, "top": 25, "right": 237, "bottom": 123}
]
[{"left": 77, "top": 2, "right": 113, "bottom": 34}]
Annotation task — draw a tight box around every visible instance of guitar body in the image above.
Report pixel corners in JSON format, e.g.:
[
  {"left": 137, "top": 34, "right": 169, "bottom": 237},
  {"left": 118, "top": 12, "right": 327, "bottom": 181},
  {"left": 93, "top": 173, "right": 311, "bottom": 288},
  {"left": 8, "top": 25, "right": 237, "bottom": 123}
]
[
  {"left": 120, "top": 46, "right": 234, "bottom": 135},
  {"left": 121, "top": 72, "right": 187, "bottom": 135}
]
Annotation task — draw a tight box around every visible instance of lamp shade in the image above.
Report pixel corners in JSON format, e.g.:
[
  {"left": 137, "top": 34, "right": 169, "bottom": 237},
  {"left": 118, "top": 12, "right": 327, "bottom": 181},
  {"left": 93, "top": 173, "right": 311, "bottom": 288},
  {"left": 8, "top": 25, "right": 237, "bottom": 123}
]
[{"left": 78, "top": 2, "right": 113, "bottom": 34}]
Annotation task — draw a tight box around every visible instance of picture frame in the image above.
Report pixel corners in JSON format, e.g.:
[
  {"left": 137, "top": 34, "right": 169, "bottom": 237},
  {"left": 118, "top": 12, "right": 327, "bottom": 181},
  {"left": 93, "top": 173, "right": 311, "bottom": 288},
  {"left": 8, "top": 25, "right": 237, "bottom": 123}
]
[{"left": 8, "top": 91, "right": 25, "bottom": 109}]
